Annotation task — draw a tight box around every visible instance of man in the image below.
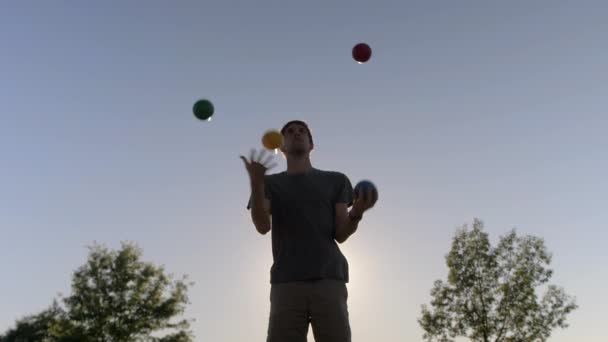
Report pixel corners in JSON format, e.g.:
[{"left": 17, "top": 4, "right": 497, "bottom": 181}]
[{"left": 240, "top": 120, "right": 377, "bottom": 342}]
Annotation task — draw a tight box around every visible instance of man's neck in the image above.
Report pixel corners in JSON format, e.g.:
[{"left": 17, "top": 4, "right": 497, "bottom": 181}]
[{"left": 286, "top": 155, "right": 313, "bottom": 174}]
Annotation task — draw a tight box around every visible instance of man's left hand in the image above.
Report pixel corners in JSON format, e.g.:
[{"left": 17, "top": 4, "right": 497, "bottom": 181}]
[{"left": 351, "top": 187, "right": 378, "bottom": 217}]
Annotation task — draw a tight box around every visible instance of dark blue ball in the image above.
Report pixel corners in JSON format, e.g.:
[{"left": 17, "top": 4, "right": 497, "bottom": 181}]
[{"left": 354, "top": 180, "right": 378, "bottom": 202}]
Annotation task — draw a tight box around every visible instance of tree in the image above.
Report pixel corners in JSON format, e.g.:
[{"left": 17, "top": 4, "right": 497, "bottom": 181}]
[
  {"left": 1, "top": 242, "right": 194, "bottom": 342},
  {"left": 419, "top": 218, "right": 577, "bottom": 342},
  {"left": 0, "top": 300, "right": 64, "bottom": 342}
]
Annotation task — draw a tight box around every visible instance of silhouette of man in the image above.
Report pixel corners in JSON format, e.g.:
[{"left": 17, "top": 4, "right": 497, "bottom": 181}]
[{"left": 240, "top": 120, "right": 378, "bottom": 342}]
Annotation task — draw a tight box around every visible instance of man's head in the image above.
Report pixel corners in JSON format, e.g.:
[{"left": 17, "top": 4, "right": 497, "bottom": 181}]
[{"left": 280, "top": 120, "right": 314, "bottom": 156}]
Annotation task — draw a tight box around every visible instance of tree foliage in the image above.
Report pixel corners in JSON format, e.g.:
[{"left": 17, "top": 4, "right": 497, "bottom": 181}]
[
  {"left": 1, "top": 242, "right": 194, "bottom": 342},
  {"left": 419, "top": 219, "right": 577, "bottom": 342}
]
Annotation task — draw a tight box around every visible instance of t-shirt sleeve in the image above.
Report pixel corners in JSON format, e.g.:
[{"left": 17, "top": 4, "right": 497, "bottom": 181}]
[
  {"left": 246, "top": 176, "right": 271, "bottom": 210},
  {"left": 336, "top": 173, "right": 354, "bottom": 207}
]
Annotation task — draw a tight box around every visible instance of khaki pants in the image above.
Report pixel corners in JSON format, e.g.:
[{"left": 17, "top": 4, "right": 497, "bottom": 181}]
[{"left": 267, "top": 278, "right": 351, "bottom": 342}]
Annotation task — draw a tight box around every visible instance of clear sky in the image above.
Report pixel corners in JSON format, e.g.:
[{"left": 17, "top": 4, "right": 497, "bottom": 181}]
[{"left": 1, "top": 1, "right": 607, "bottom": 341}]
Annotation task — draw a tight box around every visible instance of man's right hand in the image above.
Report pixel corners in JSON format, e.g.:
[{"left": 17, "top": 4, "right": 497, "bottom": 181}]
[{"left": 240, "top": 149, "right": 277, "bottom": 185}]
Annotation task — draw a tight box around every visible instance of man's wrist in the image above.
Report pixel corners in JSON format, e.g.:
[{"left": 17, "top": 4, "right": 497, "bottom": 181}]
[
  {"left": 251, "top": 179, "right": 264, "bottom": 189},
  {"left": 348, "top": 209, "right": 363, "bottom": 222}
]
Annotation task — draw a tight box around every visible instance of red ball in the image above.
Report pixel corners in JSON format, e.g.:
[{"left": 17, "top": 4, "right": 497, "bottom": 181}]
[{"left": 352, "top": 43, "right": 372, "bottom": 63}]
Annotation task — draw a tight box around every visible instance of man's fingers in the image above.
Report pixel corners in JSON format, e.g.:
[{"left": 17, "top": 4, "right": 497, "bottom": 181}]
[
  {"left": 366, "top": 189, "right": 378, "bottom": 208},
  {"left": 239, "top": 155, "right": 250, "bottom": 168},
  {"left": 256, "top": 149, "right": 267, "bottom": 163},
  {"left": 262, "top": 154, "right": 274, "bottom": 167},
  {"left": 360, "top": 188, "right": 368, "bottom": 202}
]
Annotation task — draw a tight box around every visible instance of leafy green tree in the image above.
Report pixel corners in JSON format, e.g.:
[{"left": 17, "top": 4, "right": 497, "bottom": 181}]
[
  {"left": 419, "top": 219, "right": 577, "bottom": 342},
  {"left": 1, "top": 242, "right": 194, "bottom": 342},
  {"left": 0, "top": 300, "right": 65, "bottom": 342}
]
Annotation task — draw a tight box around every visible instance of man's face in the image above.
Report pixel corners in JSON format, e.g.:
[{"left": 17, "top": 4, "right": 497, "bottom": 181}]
[{"left": 281, "top": 123, "right": 313, "bottom": 156}]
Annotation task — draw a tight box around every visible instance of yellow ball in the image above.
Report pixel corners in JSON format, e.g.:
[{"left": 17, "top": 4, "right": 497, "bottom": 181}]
[{"left": 262, "top": 130, "right": 283, "bottom": 150}]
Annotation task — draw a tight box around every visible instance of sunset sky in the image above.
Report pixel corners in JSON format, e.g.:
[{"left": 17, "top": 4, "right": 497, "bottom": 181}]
[{"left": 2, "top": 1, "right": 607, "bottom": 341}]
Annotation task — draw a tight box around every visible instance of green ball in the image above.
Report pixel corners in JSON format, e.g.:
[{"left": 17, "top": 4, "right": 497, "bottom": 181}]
[{"left": 193, "top": 99, "right": 214, "bottom": 121}]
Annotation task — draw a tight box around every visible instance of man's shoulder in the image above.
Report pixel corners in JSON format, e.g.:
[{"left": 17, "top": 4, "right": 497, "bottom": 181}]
[
  {"left": 264, "top": 171, "right": 286, "bottom": 182},
  {"left": 313, "top": 168, "right": 349, "bottom": 180},
  {"left": 265, "top": 171, "right": 284, "bottom": 178}
]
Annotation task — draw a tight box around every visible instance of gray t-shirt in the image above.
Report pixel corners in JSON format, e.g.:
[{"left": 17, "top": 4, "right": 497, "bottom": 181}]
[{"left": 247, "top": 168, "right": 354, "bottom": 284}]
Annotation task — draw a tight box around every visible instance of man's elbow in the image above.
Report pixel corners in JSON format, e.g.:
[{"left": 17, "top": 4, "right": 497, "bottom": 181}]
[
  {"left": 251, "top": 211, "right": 271, "bottom": 235},
  {"left": 255, "top": 224, "right": 271, "bottom": 235}
]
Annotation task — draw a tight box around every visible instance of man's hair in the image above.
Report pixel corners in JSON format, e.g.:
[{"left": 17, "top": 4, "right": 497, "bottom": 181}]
[{"left": 280, "top": 120, "right": 314, "bottom": 146}]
